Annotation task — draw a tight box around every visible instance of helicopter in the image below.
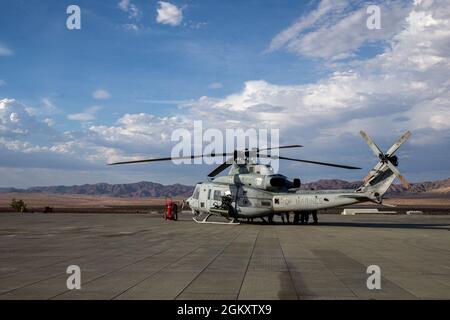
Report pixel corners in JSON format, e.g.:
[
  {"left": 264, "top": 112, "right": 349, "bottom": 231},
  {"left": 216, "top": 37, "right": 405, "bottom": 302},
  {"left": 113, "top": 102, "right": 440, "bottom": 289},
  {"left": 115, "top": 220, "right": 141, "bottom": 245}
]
[{"left": 109, "top": 130, "right": 411, "bottom": 225}]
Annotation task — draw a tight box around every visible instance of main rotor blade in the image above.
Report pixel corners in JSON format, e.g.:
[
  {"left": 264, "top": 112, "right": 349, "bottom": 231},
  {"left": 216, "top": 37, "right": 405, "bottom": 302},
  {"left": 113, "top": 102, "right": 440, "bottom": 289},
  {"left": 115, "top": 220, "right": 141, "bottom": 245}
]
[
  {"left": 108, "top": 145, "right": 304, "bottom": 166},
  {"left": 386, "top": 131, "right": 411, "bottom": 156},
  {"left": 360, "top": 130, "right": 383, "bottom": 158},
  {"left": 260, "top": 155, "right": 361, "bottom": 170},
  {"left": 108, "top": 155, "right": 201, "bottom": 165},
  {"left": 257, "top": 145, "right": 303, "bottom": 152},
  {"left": 207, "top": 159, "right": 233, "bottom": 177},
  {"left": 385, "top": 161, "right": 410, "bottom": 189},
  {"left": 108, "top": 153, "right": 231, "bottom": 166}
]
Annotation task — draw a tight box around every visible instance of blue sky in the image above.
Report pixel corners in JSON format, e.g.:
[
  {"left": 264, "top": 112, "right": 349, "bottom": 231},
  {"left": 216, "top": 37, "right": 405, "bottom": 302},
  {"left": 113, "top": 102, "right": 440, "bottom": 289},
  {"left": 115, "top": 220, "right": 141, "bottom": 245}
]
[
  {"left": 1, "top": 0, "right": 450, "bottom": 187},
  {"left": 1, "top": 0, "right": 315, "bottom": 128}
]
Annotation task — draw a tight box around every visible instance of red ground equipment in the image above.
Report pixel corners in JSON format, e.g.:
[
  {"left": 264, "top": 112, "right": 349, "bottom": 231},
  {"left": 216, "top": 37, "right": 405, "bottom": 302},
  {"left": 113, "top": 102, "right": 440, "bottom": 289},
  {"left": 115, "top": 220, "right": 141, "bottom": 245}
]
[{"left": 164, "top": 197, "right": 178, "bottom": 221}]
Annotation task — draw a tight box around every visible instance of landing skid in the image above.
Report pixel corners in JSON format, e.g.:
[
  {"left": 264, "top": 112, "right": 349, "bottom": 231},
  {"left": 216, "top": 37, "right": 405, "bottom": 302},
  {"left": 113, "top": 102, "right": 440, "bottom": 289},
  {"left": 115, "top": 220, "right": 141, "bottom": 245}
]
[{"left": 193, "top": 213, "right": 240, "bottom": 225}]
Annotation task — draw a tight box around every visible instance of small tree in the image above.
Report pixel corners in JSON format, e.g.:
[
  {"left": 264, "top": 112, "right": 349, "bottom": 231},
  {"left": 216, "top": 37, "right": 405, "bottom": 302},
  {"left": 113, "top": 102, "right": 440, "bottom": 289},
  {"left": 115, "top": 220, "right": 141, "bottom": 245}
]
[{"left": 10, "top": 198, "right": 27, "bottom": 213}]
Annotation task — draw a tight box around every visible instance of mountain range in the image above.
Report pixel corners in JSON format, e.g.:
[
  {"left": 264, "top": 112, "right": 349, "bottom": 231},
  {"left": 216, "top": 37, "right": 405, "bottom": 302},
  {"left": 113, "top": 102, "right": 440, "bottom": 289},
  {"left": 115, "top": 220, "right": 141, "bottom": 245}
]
[
  {"left": 1, "top": 178, "right": 449, "bottom": 198},
  {"left": 300, "top": 178, "right": 450, "bottom": 197},
  {"left": 0, "top": 182, "right": 195, "bottom": 198}
]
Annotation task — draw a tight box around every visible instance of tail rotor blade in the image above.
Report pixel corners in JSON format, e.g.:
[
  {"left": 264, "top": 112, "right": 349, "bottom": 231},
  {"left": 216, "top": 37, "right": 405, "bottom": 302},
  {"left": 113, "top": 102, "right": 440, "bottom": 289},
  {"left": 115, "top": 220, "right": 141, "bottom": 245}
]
[
  {"left": 360, "top": 130, "right": 383, "bottom": 158},
  {"left": 385, "top": 161, "right": 410, "bottom": 189},
  {"left": 386, "top": 131, "right": 411, "bottom": 156}
]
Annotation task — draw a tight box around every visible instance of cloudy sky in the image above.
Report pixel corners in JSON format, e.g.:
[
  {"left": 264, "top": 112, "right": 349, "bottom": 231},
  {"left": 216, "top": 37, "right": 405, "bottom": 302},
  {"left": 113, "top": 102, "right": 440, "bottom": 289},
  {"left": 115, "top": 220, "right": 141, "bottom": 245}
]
[{"left": 0, "top": 0, "right": 449, "bottom": 187}]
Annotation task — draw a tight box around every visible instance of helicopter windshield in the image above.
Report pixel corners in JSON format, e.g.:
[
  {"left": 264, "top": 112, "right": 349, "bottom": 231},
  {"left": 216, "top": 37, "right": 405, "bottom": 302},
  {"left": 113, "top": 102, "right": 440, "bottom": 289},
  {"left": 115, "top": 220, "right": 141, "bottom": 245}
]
[{"left": 193, "top": 185, "right": 200, "bottom": 199}]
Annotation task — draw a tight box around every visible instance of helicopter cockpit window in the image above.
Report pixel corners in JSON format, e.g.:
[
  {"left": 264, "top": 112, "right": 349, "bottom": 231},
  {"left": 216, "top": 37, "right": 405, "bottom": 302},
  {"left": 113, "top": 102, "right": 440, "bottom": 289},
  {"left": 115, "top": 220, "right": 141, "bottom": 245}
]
[
  {"left": 213, "top": 190, "right": 222, "bottom": 201},
  {"left": 238, "top": 166, "right": 249, "bottom": 174},
  {"left": 193, "top": 186, "right": 200, "bottom": 199},
  {"left": 207, "top": 189, "right": 212, "bottom": 200}
]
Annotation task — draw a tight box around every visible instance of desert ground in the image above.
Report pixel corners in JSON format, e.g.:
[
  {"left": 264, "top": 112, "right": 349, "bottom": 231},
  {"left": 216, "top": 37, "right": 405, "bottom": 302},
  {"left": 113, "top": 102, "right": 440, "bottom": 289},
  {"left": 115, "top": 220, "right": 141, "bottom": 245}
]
[
  {"left": 0, "top": 193, "right": 176, "bottom": 208},
  {"left": 0, "top": 193, "right": 184, "bottom": 214}
]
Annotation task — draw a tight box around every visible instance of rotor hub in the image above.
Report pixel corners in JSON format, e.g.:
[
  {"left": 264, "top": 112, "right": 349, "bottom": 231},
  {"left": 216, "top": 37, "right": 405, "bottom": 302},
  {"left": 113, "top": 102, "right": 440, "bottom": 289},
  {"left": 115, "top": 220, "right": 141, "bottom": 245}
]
[{"left": 379, "top": 154, "right": 399, "bottom": 167}]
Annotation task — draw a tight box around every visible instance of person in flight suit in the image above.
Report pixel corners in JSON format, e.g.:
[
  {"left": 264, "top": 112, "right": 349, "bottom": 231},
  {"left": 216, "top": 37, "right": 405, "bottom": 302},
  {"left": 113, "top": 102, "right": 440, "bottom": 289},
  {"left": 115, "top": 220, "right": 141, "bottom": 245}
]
[
  {"left": 300, "top": 211, "right": 319, "bottom": 224},
  {"left": 300, "top": 211, "right": 309, "bottom": 224},
  {"left": 311, "top": 210, "right": 318, "bottom": 224}
]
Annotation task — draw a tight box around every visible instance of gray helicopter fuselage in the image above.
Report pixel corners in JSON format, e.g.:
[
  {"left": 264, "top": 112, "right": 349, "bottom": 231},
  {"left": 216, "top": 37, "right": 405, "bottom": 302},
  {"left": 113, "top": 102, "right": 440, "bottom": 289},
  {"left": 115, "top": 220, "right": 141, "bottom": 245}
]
[
  {"left": 186, "top": 155, "right": 401, "bottom": 219},
  {"left": 186, "top": 177, "right": 363, "bottom": 218}
]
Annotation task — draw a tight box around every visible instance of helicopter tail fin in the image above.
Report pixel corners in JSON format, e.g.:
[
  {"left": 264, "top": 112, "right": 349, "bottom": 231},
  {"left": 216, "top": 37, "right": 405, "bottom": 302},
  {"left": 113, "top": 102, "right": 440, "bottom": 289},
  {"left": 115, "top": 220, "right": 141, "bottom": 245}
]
[
  {"left": 358, "top": 131, "right": 411, "bottom": 197},
  {"left": 359, "top": 162, "right": 397, "bottom": 197}
]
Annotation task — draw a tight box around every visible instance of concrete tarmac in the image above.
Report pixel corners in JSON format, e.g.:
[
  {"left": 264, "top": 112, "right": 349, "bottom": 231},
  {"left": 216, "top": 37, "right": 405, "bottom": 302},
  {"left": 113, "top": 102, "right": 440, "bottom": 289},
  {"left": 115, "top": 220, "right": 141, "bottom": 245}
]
[{"left": 0, "top": 212, "right": 449, "bottom": 300}]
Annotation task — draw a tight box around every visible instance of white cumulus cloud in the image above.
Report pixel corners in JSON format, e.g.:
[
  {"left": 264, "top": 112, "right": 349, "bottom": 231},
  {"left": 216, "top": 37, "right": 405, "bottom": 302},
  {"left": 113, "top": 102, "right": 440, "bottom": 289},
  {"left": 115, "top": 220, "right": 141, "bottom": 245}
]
[
  {"left": 268, "top": 0, "right": 412, "bottom": 61},
  {"left": 0, "top": 99, "right": 53, "bottom": 137},
  {"left": 118, "top": 0, "right": 142, "bottom": 19},
  {"left": 156, "top": 1, "right": 183, "bottom": 26}
]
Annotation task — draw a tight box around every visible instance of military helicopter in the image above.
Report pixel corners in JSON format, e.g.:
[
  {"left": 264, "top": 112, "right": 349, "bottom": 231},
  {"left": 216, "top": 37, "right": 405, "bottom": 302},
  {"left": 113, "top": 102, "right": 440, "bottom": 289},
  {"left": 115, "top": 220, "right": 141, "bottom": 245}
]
[{"left": 109, "top": 130, "right": 411, "bottom": 225}]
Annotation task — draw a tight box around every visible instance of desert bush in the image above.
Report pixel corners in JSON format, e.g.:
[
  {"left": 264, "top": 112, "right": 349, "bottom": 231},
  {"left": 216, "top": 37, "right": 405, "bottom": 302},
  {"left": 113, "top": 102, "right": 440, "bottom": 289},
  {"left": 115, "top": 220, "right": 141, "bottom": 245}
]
[{"left": 10, "top": 198, "right": 27, "bottom": 213}]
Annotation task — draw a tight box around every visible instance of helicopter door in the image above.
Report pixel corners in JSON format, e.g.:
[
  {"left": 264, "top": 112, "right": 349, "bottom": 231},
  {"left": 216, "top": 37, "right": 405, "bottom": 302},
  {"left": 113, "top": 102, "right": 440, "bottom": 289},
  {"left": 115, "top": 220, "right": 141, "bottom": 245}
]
[
  {"left": 205, "top": 188, "right": 213, "bottom": 209},
  {"left": 205, "top": 188, "right": 220, "bottom": 209},
  {"left": 211, "top": 189, "right": 223, "bottom": 209},
  {"left": 198, "top": 185, "right": 209, "bottom": 212}
]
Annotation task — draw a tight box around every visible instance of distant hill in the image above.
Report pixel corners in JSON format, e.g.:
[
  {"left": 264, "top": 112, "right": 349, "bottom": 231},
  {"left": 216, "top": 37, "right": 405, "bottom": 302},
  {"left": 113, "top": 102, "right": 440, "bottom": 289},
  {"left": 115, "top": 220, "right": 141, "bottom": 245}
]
[
  {"left": 0, "top": 182, "right": 195, "bottom": 198},
  {"left": 386, "top": 178, "right": 450, "bottom": 196},
  {"left": 1, "top": 178, "right": 449, "bottom": 198},
  {"left": 300, "top": 178, "right": 450, "bottom": 197}
]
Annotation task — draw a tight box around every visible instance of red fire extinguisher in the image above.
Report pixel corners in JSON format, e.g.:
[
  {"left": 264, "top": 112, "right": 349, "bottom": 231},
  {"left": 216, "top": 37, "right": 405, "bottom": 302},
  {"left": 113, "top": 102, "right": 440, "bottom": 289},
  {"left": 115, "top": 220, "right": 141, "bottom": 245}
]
[{"left": 164, "top": 197, "right": 178, "bottom": 221}]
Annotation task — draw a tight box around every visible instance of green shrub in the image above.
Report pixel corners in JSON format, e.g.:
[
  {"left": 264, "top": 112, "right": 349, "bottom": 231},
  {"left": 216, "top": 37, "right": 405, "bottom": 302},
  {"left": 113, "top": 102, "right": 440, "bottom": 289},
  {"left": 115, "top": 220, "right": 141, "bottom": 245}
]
[{"left": 10, "top": 198, "right": 27, "bottom": 212}]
